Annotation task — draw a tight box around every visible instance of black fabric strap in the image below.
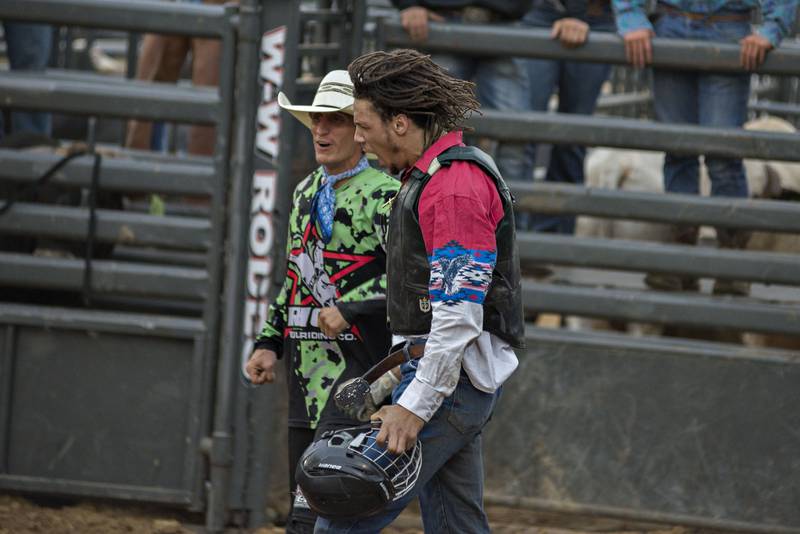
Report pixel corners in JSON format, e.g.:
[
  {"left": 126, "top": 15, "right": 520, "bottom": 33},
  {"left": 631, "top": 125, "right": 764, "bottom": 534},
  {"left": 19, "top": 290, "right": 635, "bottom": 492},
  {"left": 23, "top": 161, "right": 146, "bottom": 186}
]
[
  {"left": 82, "top": 152, "right": 102, "bottom": 306},
  {"left": 0, "top": 148, "right": 103, "bottom": 307},
  {"left": 0, "top": 149, "right": 88, "bottom": 216}
]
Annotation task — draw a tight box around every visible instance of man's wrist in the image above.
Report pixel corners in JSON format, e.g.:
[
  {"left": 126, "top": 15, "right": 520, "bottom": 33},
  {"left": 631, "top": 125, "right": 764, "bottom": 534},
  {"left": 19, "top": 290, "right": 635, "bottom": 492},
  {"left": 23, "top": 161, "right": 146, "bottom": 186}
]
[
  {"left": 397, "top": 377, "right": 445, "bottom": 422},
  {"left": 253, "top": 338, "right": 282, "bottom": 358}
]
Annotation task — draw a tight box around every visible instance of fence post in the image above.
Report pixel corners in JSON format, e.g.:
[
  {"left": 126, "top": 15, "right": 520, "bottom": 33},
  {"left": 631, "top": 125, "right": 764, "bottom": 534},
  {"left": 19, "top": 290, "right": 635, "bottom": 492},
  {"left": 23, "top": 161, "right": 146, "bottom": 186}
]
[{"left": 215, "top": 0, "right": 304, "bottom": 529}]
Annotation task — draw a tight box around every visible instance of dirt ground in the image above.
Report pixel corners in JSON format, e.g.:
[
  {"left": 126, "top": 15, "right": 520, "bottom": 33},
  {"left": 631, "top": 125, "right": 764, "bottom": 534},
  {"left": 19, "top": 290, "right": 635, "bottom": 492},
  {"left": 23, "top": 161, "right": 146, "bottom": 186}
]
[
  {"left": 0, "top": 493, "right": 718, "bottom": 534},
  {"left": 0, "top": 494, "right": 200, "bottom": 534}
]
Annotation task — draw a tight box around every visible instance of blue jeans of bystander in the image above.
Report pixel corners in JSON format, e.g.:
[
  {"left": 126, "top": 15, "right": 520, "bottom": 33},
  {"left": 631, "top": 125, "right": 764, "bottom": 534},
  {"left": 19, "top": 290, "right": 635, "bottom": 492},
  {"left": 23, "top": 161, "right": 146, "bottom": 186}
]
[
  {"left": 314, "top": 359, "right": 500, "bottom": 534},
  {"left": 652, "top": 12, "right": 751, "bottom": 199},
  {"left": 515, "top": 0, "right": 615, "bottom": 233},
  {"left": 431, "top": 36, "right": 527, "bottom": 183},
  {"left": 1, "top": 22, "right": 53, "bottom": 137}
]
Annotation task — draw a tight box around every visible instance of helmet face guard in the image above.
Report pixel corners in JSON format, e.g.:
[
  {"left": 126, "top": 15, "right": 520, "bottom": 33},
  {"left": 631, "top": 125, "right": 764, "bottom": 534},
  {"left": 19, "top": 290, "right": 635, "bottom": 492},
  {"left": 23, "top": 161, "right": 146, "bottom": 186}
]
[{"left": 296, "top": 424, "right": 423, "bottom": 519}]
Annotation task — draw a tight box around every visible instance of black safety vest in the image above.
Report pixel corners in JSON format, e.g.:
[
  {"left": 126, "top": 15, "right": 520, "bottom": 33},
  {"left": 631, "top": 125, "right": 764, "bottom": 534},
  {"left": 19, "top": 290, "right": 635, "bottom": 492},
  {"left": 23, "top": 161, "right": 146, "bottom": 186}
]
[{"left": 386, "top": 145, "right": 525, "bottom": 348}]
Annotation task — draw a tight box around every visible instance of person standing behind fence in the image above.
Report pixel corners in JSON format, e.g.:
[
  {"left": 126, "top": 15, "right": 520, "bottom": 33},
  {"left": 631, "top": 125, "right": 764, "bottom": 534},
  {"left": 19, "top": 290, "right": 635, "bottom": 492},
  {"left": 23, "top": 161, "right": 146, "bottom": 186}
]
[
  {"left": 516, "top": 0, "right": 615, "bottom": 234},
  {"left": 613, "top": 0, "right": 798, "bottom": 295},
  {"left": 391, "top": 0, "right": 532, "bottom": 183},
  {"left": 245, "top": 71, "right": 398, "bottom": 534},
  {"left": 124, "top": 0, "right": 224, "bottom": 156},
  {"left": 1, "top": 22, "right": 53, "bottom": 138}
]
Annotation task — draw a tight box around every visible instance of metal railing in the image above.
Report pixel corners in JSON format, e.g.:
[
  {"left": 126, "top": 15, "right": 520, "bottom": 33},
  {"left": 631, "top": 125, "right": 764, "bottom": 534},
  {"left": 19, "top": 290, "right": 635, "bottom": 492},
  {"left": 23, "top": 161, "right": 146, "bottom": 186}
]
[
  {"left": 0, "top": 0, "right": 240, "bottom": 521},
  {"left": 374, "top": 14, "right": 800, "bottom": 533},
  {"left": 381, "top": 22, "right": 800, "bottom": 75},
  {"left": 0, "top": 0, "right": 232, "bottom": 37},
  {"left": 474, "top": 110, "right": 800, "bottom": 160},
  {"left": 382, "top": 22, "right": 800, "bottom": 159}
]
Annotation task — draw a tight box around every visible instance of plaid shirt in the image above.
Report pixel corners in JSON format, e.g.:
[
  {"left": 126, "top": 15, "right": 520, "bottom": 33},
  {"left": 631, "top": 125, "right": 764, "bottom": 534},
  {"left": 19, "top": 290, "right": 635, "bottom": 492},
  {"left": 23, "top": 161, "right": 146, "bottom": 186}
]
[{"left": 612, "top": 0, "right": 798, "bottom": 46}]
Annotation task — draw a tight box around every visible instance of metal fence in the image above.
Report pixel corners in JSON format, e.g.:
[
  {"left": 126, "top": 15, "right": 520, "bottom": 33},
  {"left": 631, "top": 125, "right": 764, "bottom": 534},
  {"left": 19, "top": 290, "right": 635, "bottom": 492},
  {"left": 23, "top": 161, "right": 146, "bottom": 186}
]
[
  {"left": 377, "top": 16, "right": 800, "bottom": 533},
  {"left": 0, "top": 0, "right": 239, "bottom": 522},
  {"left": 222, "top": 0, "right": 370, "bottom": 530},
  {"left": 2, "top": 2, "right": 799, "bottom": 532}
]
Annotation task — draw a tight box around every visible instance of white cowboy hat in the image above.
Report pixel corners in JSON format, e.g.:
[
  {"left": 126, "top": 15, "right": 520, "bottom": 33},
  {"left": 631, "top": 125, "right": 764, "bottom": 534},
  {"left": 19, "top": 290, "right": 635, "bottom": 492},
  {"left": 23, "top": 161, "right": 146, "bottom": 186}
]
[{"left": 278, "top": 70, "right": 354, "bottom": 130}]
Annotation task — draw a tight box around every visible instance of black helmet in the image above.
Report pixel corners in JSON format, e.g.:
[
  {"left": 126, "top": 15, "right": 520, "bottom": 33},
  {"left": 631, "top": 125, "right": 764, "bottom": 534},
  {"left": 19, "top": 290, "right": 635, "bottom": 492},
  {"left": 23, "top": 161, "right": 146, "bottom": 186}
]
[{"left": 295, "top": 424, "right": 422, "bottom": 518}]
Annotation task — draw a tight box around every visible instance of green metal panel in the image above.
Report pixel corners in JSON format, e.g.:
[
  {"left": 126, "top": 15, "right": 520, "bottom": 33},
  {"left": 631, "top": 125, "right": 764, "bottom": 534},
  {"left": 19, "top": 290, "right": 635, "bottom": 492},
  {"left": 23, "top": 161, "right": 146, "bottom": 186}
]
[
  {"left": 484, "top": 328, "right": 800, "bottom": 532},
  {"left": 2, "top": 326, "right": 197, "bottom": 503}
]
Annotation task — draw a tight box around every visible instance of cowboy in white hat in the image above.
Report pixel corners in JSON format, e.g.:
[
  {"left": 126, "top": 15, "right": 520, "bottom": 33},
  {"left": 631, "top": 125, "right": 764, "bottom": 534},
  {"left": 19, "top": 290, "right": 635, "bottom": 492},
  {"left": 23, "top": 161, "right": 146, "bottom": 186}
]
[
  {"left": 278, "top": 70, "right": 354, "bottom": 129},
  {"left": 245, "top": 70, "right": 398, "bottom": 534}
]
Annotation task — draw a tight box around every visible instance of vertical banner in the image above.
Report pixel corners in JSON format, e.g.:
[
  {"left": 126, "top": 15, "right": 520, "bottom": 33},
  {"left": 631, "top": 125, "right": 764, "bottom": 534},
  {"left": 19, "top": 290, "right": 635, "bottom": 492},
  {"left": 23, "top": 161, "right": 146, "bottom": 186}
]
[
  {"left": 227, "top": 0, "right": 361, "bottom": 526},
  {"left": 221, "top": 0, "right": 303, "bottom": 527},
  {"left": 240, "top": 4, "right": 302, "bottom": 379},
  {"left": 240, "top": 24, "right": 287, "bottom": 373}
]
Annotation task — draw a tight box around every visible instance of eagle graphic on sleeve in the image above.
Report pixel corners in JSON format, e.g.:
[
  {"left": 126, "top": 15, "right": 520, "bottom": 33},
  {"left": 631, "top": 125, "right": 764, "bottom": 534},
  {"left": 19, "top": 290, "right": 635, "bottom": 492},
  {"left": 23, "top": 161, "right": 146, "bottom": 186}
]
[
  {"left": 429, "top": 241, "right": 496, "bottom": 305},
  {"left": 439, "top": 254, "right": 472, "bottom": 296}
]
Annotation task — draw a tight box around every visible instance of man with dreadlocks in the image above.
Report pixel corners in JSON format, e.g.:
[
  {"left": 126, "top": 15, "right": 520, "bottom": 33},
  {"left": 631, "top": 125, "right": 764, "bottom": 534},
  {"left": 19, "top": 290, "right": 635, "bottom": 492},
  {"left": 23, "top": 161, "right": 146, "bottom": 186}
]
[{"left": 316, "top": 49, "right": 525, "bottom": 533}]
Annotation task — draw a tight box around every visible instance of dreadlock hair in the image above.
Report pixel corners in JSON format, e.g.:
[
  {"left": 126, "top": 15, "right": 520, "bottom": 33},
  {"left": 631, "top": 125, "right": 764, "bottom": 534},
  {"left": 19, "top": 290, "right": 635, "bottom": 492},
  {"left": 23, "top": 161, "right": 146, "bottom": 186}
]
[{"left": 348, "top": 49, "right": 480, "bottom": 147}]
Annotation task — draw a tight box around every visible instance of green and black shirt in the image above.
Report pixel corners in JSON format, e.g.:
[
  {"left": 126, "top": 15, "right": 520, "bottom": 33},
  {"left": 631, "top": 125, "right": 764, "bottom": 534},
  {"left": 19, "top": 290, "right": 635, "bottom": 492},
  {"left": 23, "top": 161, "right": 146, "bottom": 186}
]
[{"left": 255, "top": 165, "right": 399, "bottom": 430}]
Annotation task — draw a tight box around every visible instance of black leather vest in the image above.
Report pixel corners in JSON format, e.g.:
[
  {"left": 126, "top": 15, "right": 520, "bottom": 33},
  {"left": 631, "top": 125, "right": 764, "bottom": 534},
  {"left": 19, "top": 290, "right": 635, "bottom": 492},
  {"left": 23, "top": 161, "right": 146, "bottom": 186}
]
[{"left": 386, "top": 145, "right": 525, "bottom": 348}]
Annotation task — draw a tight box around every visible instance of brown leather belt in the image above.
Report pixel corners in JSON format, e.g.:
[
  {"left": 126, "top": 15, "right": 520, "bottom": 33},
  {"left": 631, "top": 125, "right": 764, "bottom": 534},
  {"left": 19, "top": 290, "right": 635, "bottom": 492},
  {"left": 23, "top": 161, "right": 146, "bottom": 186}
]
[
  {"left": 362, "top": 341, "right": 425, "bottom": 383},
  {"left": 657, "top": 3, "right": 752, "bottom": 22},
  {"left": 333, "top": 341, "right": 427, "bottom": 412}
]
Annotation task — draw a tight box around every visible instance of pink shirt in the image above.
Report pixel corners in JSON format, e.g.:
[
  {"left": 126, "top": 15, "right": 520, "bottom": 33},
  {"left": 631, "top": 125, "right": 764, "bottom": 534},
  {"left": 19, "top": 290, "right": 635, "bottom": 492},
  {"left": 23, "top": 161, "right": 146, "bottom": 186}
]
[
  {"left": 414, "top": 132, "right": 505, "bottom": 278},
  {"left": 396, "top": 131, "right": 519, "bottom": 421}
]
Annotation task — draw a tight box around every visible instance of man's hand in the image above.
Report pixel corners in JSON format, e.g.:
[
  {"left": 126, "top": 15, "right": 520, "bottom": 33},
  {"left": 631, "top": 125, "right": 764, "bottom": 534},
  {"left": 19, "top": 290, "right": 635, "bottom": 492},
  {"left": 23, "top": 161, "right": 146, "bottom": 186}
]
[
  {"left": 318, "top": 306, "right": 350, "bottom": 339},
  {"left": 623, "top": 28, "right": 654, "bottom": 69},
  {"left": 371, "top": 404, "right": 424, "bottom": 455},
  {"left": 245, "top": 348, "right": 277, "bottom": 385},
  {"left": 400, "top": 6, "right": 445, "bottom": 43},
  {"left": 551, "top": 18, "right": 589, "bottom": 48},
  {"left": 740, "top": 33, "right": 773, "bottom": 71}
]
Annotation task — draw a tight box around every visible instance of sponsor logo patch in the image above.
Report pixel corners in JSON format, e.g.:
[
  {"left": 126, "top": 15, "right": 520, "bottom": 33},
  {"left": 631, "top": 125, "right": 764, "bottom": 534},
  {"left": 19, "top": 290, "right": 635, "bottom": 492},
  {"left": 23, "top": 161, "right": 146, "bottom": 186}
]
[
  {"left": 419, "top": 296, "right": 431, "bottom": 313},
  {"left": 319, "top": 463, "right": 343, "bottom": 470}
]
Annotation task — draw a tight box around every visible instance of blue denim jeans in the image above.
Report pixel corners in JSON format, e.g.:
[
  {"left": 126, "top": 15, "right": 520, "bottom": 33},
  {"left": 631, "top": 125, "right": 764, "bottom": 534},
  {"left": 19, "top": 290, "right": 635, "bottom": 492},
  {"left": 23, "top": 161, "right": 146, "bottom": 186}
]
[
  {"left": 430, "top": 20, "right": 528, "bottom": 183},
  {"left": 314, "top": 359, "right": 500, "bottom": 534},
  {"left": 515, "top": 0, "right": 615, "bottom": 233},
  {"left": 1, "top": 22, "right": 53, "bottom": 137},
  {"left": 652, "top": 12, "right": 751, "bottom": 198}
]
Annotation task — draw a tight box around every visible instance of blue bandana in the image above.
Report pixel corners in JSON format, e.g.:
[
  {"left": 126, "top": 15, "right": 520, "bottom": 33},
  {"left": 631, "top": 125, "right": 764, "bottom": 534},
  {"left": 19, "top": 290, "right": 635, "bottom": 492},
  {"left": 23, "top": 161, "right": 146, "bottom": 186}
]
[{"left": 315, "top": 155, "right": 369, "bottom": 243}]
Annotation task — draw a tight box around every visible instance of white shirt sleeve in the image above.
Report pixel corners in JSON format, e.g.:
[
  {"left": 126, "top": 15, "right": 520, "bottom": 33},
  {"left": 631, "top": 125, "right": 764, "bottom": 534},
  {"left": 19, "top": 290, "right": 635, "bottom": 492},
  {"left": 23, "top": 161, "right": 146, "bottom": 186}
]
[{"left": 397, "top": 300, "right": 483, "bottom": 421}]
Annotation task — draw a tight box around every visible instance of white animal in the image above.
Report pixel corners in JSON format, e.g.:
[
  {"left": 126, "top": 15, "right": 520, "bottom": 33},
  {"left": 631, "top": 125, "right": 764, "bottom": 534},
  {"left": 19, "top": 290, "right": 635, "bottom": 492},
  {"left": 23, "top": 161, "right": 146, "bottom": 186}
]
[
  {"left": 577, "top": 116, "right": 799, "bottom": 241},
  {"left": 568, "top": 116, "right": 800, "bottom": 341},
  {"left": 577, "top": 148, "right": 672, "bottom": 243}
]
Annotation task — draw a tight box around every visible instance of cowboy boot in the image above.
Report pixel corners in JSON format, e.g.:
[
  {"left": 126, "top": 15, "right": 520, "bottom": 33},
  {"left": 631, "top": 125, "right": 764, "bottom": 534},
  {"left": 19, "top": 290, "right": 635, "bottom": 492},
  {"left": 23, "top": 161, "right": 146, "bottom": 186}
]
[
  {"left": 645, "top": 225, "right": 700, "bottom": 292},
  {"left": 712, "top": 228, "right": 751, "bottom": 296}
]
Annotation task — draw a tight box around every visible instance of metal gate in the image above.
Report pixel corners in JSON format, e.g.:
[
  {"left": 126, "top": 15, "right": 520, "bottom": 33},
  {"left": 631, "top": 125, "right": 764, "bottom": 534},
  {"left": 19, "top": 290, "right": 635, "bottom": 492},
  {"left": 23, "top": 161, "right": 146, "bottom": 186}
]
[
  {"left": 0, "top": 0, "right": 368, "bottom": 530},
  {"left": 0, "top": 0, "right": 237, "bottom": 514}
]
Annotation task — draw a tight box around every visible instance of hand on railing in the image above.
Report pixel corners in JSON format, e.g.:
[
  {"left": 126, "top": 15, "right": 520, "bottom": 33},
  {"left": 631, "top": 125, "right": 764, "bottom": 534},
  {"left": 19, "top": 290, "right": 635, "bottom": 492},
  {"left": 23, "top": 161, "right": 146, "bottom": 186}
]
[
  {"left": 740, "top": 33, "right": 773, "bottom": 71},
  {"left": 400, "top": 6, "right": 445, "bottom": 43},
  {"left": 622, "top": 28, "right": 654, "bottom": 69},
  {"left": 551, "top": 18, "right": 590, "bottom": 48}
]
